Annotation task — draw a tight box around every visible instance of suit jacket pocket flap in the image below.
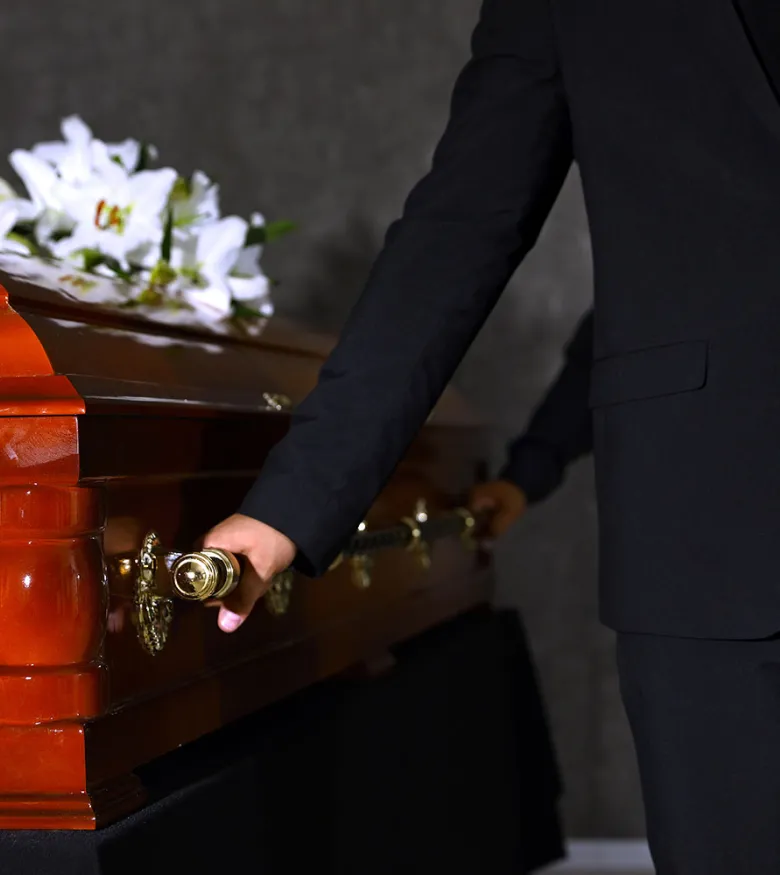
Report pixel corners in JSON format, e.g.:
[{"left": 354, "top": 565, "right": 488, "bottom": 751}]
[{"left": 589, "top": 340, "right": 708, "bottom": 408}]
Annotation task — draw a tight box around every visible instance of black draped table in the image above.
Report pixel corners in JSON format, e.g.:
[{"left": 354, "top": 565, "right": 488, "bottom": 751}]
[{"left": 0, "top": 607, "right": 564, "bottom": 875}]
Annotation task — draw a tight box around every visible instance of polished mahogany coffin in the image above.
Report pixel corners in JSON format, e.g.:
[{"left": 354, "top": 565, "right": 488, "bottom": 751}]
[{"left": 0, "top": 262, "right": 491, "bottom": 830}]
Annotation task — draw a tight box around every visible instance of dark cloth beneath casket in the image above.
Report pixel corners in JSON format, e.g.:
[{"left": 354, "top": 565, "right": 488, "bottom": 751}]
[{"left": 0, "top": 607, "right": 563, "bottom": 875}]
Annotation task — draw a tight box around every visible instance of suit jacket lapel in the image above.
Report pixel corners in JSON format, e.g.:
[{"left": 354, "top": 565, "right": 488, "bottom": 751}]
[{"left": 696, "top": 0, "right": 780, "bottom": 140}]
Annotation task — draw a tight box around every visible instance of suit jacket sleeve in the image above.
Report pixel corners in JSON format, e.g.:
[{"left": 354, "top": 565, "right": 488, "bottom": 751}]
[
  {"left": 499, "top": 308, "right": 593, "bottom": 503},
  {"left": 240, "top": 0, "right": 573, "bottom": 576}
]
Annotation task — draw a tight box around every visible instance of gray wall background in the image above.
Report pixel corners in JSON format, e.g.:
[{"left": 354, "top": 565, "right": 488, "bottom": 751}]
[{"left": 0, "top": 0, "right": 644, "bottom": 837}]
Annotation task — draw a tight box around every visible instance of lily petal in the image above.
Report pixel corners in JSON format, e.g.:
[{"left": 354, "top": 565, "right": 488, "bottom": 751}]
[
  {"left": 189, "top": 170, "right": 220, "bottom": 222},
  {"left": 32, "top": 142, "right": 69, "bottom": 166},
  {"left": 172, "top": 170, "right": 220, "bottom": 228},
  {"left": 0, "top": 238, "right": 33, "bottom": 255},
  {"left": 56, "top": 116, "right": 95, "bottom": 185},
  {"left": 35, "top": 208, "right": 74, "bottom": 247},
  {"left": 0, "top": 201, "right": 21, "bottom": 239},
  {"left": 183, "top": 282, "right": 233, "bottom": 320},
  {"left": 129, "top": 168, "right": 177, "bottom": 218},
  {"left": 195, "top": 217, "right": 247, "bottom": 276},
  {"left": 0, "top": 178, "right": 19, "bottom": 203},
  {"left": 51, "top": 225, "right": 101, "bottom": 260},
  {"left": 106, "top": 138, "right": 141, "bottom": 172},
  {"left": 61, "top": 115, "right": 93, "bottom": 146},
  {"left": 91, "top": 141, "right": 129, "bottom": 189},
  {"left": 0, "top": 198, "right": 39, "bottom": 253},
  {"left": 232, "top": 244, "right": 263, "bottom": 276},
  {"left": 13, "top": 199, "right": 39, "bottom": 224},
  {"left": 228, "top": 272, "right": 270, "bottom": 302},
  {"left": 10, "top": 151, "right": 62, "bottom": 211}
]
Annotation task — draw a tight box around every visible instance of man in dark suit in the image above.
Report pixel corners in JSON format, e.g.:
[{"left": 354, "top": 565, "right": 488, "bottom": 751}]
[
  {"left": 204, "top": 1, "right": 780, "bottom": 870},
  {"left": 470, "top": 308, "right": 594, "bottom": 530}
]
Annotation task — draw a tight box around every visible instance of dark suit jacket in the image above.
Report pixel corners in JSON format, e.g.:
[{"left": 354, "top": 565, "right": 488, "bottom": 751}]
[
  {"left": 242, "top": 0, "right": 780, "bottom": 639},
  {"left": 500, "top": 309, "right": 593, "bottom": 504}
]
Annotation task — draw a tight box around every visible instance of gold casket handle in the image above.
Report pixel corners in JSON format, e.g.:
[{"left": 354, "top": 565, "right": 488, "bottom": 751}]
[
  {"left": 170, "top": 548, "right": 294, "bottom": 616},
  {"left": 128, "top": 535, "right": 294, "bottom": 656},
  {"left": 129, "top": 503, "right": 479, "bottom": 655},
  {"left": 170, "top": 548, "right": 241, "bottom": 601}
]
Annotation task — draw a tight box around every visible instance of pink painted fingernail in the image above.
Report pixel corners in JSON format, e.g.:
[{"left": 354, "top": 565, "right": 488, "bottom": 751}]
[{"left": 219, "top": 610, "right": 242, "bottom": 632}]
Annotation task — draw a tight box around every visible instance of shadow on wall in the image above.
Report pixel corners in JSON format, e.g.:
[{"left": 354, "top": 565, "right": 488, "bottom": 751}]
[{"left": 285, "top": 214, "right": 381, "bottom": 334}]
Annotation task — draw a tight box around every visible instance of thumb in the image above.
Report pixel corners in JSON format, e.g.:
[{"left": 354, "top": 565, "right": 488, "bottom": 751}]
[{"left": 217, "top": 563, "right": 268, "bottom": 633}]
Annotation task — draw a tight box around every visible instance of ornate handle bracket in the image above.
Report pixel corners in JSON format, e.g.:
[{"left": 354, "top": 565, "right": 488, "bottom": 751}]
[
  {"left": 261, "top": 392, "right": 292, "bottom": 412},
  {"left": 119, "top": 535, "right": 295, "bottom": 656},
  {"left": 132, "top": 532, "right": 174, "bottom": 657},
  {"left": 401, "top": 499, "right": 432, "bottom": 571},
  {"left": 330, "top": 500, "right": 481, "bottom": 590},
  {"left": 265, "top": 570, "right": 294, "bottom": 616},
  {"left": 121, "top": 503, "right": 478, "bottom": 655}
]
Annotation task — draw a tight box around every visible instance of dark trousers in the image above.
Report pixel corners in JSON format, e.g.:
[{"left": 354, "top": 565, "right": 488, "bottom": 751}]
[{"left": 617, "top": 632, "right": 780, "bottom": 874}]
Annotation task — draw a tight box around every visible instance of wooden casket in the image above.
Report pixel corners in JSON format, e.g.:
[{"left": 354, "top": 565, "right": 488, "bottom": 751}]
[{"left": 0, "top": 261, "right": 492, "bottom": 830}]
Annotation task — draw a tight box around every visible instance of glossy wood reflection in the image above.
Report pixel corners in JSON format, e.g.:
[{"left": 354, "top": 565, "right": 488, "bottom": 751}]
[{"left": 0, "top": 276, "right": 491, "bottom": 829}]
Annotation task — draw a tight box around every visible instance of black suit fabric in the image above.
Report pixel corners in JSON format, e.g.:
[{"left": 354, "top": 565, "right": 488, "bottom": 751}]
[{"left": 242, "top": 0, "right": 780, "bottom": 639}]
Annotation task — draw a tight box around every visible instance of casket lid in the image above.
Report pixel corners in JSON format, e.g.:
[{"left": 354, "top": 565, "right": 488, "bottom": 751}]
[{"left": 0, "top": 257, "right": 480, "bottom": 426}]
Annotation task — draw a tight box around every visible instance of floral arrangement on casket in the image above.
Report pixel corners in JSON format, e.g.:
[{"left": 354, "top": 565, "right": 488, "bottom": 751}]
[{"left": 0, "top": 116, "right": 292, "bottom": 334}]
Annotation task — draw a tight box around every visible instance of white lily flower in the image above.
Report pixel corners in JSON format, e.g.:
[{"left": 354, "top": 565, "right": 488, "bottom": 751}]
[
  {"left": 172, "top": 216, "right": 247, "bottom": 320},
  {"left": 32, "top": 115, "right": 93, "bottom": 186},
  {"left": 0, "top": 197, "right": 41, "bottom": 254},
  {"left": 199, "top": 217, "right": 246, "bottom": 273},
  {"left": 228, "top": 244, "right": 270, "bottom": 303},
  {"left": 9, "top": 149, "right": 76, "bottom": 245},
  {"left": 0, "top": 174, "right": 42, "bottom": 254},
  {"left": 226, "top": 212, "right": 273, "bottom": 314},
  {"left": 106, "top": 138, "right": 143, "bottom": 174},
  {"left": 0, "top": 175, "right": 38, "bottom": 243},
  {"left": 53, "top": 145, "right": 176, "bottom": 269},
  {"left": 2, "top": 116, "right": 280, "bottom": 330},
  {"left": 171, "top": 170, "right": 220, "bottom": 229},
  {"left": 0, "top": 177, "right": 20, "bottom": 203},
  {"left": 10, "top": 149, "right": 62, "bottom": 213},
  {"left": 32, "top": 115, "right": 144, "bottom": 181},
  {"left": 179, "top": 285, "right": 232, "bottom": 321}
]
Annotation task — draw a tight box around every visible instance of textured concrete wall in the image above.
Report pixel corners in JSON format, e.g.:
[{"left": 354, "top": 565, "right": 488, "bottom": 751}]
[{"left": 0, "top": 0, "right": 644, "bottom": 836}]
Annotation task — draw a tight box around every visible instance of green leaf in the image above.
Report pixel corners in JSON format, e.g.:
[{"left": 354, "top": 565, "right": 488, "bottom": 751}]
[
  {"left": 161, "top": 208, "right": 173, "bottom": 263},
  {"left": 80, "top": 248, "right": 106, "bottom": 273},
  {"left": 79, "top": 251, "right": 134, "bottom": 283},
  {"left": 244, "top": 219, "right": 296, "bottom": 248},
  {"left": 12, "top": 220, "right": 35, "bottom": 237},
  {"left": 136, "top": 285, "right": 164, "bottom": 306},
  {"left": 6, "top": 232, "right": 37, "bottom": 255},
  {"left": 264, "top": 219, "right": 296, "bottom": 242},
  {"left": 135, "top": 142, "right": 155, "bottom": 172},
  {"left": 244, "top": 225, "right": 265, "bottom": 247},
  {"left": 179, "top": 266, "right": 207, "bottom": 288},
  {"left": 109, "top": 262, "right": 134, "bottom": 283},
  {"left": 231, "top": 300, "right": 267, "bottom": 321}
]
